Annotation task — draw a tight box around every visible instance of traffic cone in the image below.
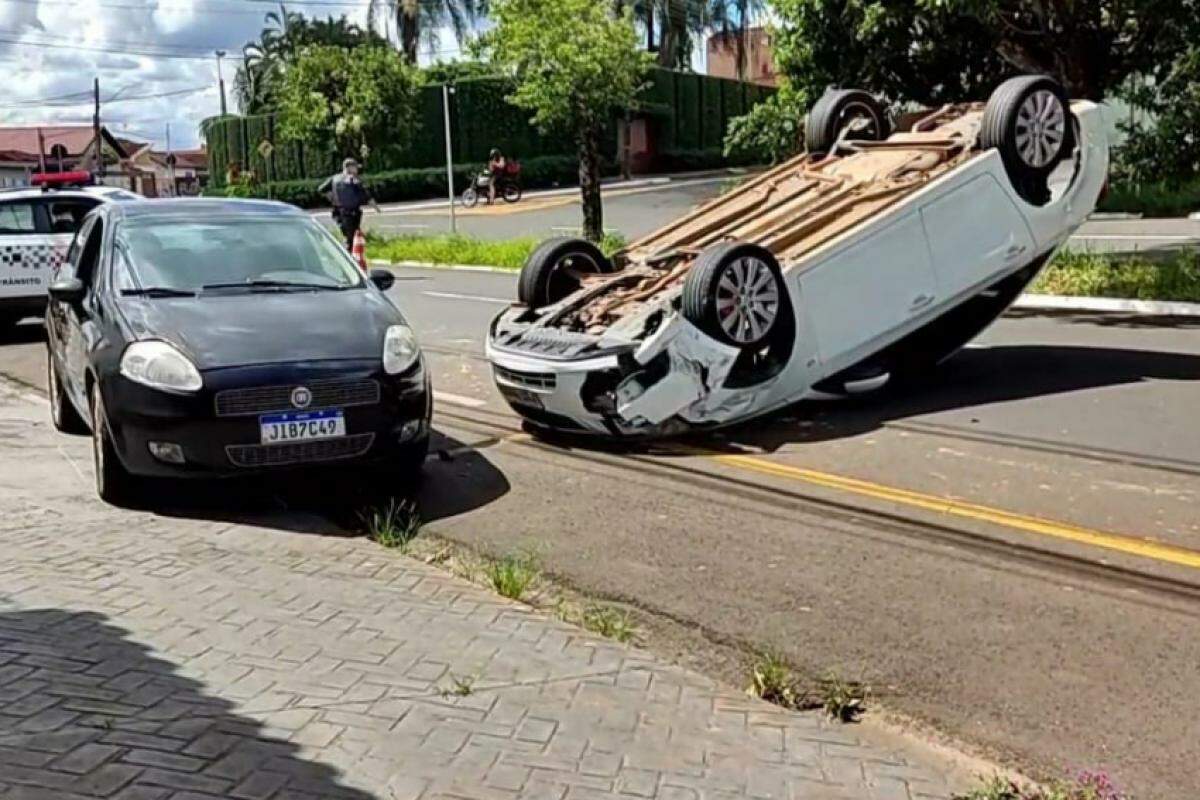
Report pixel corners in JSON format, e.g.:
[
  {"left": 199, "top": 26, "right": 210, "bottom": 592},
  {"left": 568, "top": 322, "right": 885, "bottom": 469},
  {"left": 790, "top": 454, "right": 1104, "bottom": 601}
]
[{"left": 352, "top": 229, "right": 367, "bottom": 272}]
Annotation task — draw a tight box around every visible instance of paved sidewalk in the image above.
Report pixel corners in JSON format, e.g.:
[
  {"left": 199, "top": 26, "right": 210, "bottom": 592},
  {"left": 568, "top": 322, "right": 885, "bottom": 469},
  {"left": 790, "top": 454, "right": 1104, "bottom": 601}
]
[{"left": 0, "top": 378, "right": 972, "bottom": 800}]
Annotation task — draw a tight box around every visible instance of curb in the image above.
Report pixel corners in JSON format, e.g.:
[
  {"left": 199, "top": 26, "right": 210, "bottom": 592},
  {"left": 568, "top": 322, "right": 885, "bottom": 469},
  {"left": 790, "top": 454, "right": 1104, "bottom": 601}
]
[
  {"left": 376, "top": 260, "right": 1200, "bottom": 317},
  {"left": 1011, "top": 294, "right": 1200, "bottom": 317}
]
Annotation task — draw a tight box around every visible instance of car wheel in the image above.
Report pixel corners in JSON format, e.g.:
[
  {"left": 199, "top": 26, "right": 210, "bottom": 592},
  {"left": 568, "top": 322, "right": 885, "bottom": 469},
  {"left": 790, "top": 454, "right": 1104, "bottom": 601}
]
[
  {"left": 805, "top": 89, "right": 890, "bottom": 156},
  {"left": 517, "top": 237, "right": 615, "bottom": 309},
  {"left": 502, "top": 183, "right": 522, "bottom": 204},
  {"left": 682, "top": 242, "right": 786, "bottom": 349},
  {"left": 980, "top": 75, "right": 1073, "bottom": 205},
  {"left": 90, "top": 383, "right": 135, "bottom": 505},
  {"left": 47, "top": 349, "right": 87, "bottom": 434},
  {"left": 461, "top": 187, "right": 479, "bottom": 208}
]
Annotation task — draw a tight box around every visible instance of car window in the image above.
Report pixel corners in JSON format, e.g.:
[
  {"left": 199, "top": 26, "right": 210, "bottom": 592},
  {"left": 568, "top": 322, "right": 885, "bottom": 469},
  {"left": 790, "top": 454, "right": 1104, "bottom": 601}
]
[
  {"left": 0, "top": 201, "right": 38, "bottom": 235},
  {"left": 43, "top": 198, "right": 100, "bottom": 235},
  {"left": 116, "top": 216, "right": 364, "bottom": 291},
  {"left": 56, "top": 216, "right": 95, "bottom": 283},
  {"left": 76, "top": 218, "right": 105, "bottom": 287}
]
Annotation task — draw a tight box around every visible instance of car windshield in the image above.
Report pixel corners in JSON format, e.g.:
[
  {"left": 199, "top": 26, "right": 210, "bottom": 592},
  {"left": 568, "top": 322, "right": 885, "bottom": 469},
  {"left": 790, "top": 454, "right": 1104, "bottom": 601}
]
[{"left": 115, "top": 215, "right": 364, "bottom": 292}]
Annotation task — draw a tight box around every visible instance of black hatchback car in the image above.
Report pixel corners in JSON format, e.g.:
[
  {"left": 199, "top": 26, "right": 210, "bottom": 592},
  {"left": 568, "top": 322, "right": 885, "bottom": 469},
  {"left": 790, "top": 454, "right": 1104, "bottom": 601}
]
[{"left": 45, "top": 199, "right": 431, "bottom": 504}]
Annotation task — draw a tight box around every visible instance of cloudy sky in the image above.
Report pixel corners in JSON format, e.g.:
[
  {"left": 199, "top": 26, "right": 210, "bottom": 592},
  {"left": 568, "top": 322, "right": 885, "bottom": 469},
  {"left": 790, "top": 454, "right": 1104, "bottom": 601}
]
[{"left": 0, "top": 0, "right": 464, "bottom": 150}]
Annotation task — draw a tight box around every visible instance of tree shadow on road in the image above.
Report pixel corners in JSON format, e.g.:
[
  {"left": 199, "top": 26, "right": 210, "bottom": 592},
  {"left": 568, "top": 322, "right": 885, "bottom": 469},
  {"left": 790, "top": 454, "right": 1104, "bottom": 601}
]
[
  {"left": 0, "top": 607, "right": 380, "bottom": 798},
  {"left": 711, "top": 343, "right": 1200, "bottom": 455}
]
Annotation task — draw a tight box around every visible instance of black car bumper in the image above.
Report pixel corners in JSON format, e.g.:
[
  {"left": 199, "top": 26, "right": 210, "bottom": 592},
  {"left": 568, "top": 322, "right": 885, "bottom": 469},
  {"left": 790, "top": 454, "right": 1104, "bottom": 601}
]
[{"left": 100, "top": 357, "right": 431, "bottom": 479}]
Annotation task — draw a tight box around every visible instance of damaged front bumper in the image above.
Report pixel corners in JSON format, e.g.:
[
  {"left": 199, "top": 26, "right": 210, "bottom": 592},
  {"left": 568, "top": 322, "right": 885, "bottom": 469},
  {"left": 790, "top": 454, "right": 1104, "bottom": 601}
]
[{"left": 487, "top": 310, "right": 751, "bottom": 436}]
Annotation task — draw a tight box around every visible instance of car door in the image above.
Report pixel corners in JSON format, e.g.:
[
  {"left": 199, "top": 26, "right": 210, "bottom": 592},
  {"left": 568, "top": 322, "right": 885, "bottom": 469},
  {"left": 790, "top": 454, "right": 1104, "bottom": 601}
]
[
  {"left": 0, "top": 197, "right": 50, "bottom": 304},
  {"left": 55, "top": 216, "right": 106, "bottom": 410},
  {"left": 797, "top": 211, "right": 939, "bottom": 369}
]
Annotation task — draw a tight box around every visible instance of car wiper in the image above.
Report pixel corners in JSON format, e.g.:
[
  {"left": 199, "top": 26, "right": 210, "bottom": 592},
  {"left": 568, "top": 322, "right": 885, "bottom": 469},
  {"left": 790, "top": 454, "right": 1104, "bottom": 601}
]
[
  {"left": 201, "top": 279, "right": 349, "bottom": 292},
  {"left": 120, "top": 287, "right": 197, "bottom": 298}
]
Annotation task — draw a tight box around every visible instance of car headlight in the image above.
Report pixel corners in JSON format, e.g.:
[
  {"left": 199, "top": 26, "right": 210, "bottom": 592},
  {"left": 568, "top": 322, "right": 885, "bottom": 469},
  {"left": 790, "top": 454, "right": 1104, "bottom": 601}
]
[
  {"left": 383, "top": 324, "right": 420, "bottom": 375},
  {"left": 120, "top": 341, "right": 203, "bottom": 393}
]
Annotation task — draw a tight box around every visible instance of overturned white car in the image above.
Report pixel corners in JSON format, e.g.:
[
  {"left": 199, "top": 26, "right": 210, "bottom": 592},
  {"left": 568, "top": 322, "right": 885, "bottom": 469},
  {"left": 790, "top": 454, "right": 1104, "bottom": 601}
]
[{"left": 486, "top": 75, "right": 1109, "bottom": 436}]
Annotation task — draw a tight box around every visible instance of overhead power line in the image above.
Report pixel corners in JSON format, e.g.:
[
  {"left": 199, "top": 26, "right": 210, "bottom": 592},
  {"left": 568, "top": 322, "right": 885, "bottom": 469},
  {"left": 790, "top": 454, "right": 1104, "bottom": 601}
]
[{"left": 0, "top": 34, "right": 246, "bottom": 60}]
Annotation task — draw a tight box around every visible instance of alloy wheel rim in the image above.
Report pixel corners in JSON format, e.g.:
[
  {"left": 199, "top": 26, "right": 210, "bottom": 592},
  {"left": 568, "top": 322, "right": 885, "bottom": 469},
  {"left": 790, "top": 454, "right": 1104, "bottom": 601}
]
[
  {"left": 838, "top": 102, "right": 881, "bottom": 140},
  {"left": 1014, "top": 90, "right": 1066, "bottom": 168},
  {"left": 715, "top": 256, "right": 780, "bottom": 344}
]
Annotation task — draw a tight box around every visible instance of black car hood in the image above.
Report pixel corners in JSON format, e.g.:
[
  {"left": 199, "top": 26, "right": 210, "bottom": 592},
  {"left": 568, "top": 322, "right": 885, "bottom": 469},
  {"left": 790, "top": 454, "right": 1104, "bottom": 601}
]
[{"left": 118, "top": 288, "right": 403, "bottom": 370}]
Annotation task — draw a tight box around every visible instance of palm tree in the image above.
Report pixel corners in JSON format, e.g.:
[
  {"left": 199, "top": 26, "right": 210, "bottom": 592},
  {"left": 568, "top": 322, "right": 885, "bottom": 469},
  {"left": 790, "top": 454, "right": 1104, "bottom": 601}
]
[
  {"left": 395, "top": 0, "right": 490, "bottom": 65},
  {"left": 235, "top": 5, "right": 384, "bottom": 114},
  {"left": 705, "top": 0, "right": 764, "bottom": 79}
]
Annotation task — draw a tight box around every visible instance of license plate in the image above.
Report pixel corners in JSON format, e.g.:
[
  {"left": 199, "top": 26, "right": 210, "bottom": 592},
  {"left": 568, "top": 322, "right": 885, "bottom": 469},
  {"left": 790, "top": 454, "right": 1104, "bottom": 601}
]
[
  {"left": 260, "top": 409, "right": 345, "bottom": 444},
  {"left": 500, "top": 386, "right": 544, "bottom": 410}
]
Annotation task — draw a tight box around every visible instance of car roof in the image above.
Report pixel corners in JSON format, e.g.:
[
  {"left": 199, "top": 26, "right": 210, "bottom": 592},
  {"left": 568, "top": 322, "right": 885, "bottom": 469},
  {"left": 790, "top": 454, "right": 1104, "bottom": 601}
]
[
  {"left": 106, "top": 197, "right": 304, "bottom": 221},
  {"left": 0, "top": 187, "right": 115, "bottom": 203}
]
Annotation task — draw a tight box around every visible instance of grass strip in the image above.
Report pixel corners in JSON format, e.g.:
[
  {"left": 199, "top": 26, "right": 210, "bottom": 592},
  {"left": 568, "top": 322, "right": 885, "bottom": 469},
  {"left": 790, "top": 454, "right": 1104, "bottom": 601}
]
[{"left": 366, "top": 232, "right": 626, "bottom": 271}]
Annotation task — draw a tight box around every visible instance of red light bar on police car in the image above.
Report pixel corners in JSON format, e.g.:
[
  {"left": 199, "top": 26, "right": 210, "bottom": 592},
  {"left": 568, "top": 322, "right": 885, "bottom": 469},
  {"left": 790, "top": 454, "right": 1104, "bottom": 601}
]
[{"left": 30, "top": 171, "right": 94, "bottom": 187}]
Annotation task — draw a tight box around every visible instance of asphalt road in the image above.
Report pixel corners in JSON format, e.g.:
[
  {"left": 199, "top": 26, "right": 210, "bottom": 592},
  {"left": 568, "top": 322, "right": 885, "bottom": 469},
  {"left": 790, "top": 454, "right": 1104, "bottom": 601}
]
[
  {"left": 2, "top": 270, "right": 1199, "bottom": 798},
  {"left": 349, "top": 176, "right": 1200, "bottom": 257}
]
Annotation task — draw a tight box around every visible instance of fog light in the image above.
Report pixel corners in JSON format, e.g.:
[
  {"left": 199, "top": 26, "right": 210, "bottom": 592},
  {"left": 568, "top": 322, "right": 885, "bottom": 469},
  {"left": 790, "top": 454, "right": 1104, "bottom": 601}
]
[
  {"left": 396, "top": 419, "right": 425, "bottom": 443},
  {"left": 148, "top": 441, "right": 185, "bottom": 464}
]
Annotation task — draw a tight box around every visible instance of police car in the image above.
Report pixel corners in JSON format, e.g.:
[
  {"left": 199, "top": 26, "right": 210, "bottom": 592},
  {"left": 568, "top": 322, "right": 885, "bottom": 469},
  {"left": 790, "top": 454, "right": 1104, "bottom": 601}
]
[{"left": 0, "top": 172, "right": 133, "bottom": 328}]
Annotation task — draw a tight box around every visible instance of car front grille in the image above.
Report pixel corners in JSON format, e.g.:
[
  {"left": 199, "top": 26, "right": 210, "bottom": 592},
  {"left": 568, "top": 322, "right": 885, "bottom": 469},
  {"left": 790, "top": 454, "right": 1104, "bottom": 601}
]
[
  {"left": 215, "top": 379, "right": 380, "bottom": 417},
  {"left": 494, "top": 365, "right": 556, "bottom": 391},
  {"left": 225, "top": 433, "right": 375, "bottom": 468}
]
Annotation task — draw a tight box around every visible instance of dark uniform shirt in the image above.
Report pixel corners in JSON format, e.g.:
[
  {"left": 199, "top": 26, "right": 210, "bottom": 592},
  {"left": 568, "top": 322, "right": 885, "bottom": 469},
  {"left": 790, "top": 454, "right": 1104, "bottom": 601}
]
[{"left": 319, "top": 172, "right": 371, "bottom": 212}]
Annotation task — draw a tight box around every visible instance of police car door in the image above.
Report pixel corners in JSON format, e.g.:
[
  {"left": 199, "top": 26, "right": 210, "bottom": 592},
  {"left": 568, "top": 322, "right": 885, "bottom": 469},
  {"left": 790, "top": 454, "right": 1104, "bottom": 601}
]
[{"left": 0, "top": 197, "right": 54, "bottom": 307}]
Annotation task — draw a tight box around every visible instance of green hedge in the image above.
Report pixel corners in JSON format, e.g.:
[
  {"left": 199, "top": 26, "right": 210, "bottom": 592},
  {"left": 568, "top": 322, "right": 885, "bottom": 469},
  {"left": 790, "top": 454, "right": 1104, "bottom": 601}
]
[
  {"left": 204, "top": 155, "right": 604, "bottom": 209},
  {"left": 1098, "top": 180, "right": 1200, "bottom": 218},
  {"left": 204, "top": 69, "right": 774, "bottom": 186}
]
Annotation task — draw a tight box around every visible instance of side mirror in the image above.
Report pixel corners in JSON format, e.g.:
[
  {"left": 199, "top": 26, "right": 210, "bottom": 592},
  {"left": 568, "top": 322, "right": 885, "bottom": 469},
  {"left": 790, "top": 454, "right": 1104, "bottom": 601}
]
[
  {"left": 369, "top": 269, "right": 395, "bottom": 292},
  {"left": 48, "top": 277, "right": 86, "bottom": 303}
]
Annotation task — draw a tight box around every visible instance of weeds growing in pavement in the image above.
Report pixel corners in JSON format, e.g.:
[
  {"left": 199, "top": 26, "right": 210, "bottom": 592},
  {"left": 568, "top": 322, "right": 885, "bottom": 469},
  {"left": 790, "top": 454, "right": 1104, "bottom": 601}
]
[
  {"left": 580, "top": 605, "right": 639, "bottom": 643},
  {"left": 747, "top": 651, "right": 803, "bottom": 709},
  {"left": 360, "top": 499, "right": 422, "bottom": 551},
  {"left": 440, "top": 673, "right": 477, "bottom": 698},
  {"left": 954, "top": 770, "right": 1129, "bottom": 800},
  {"left": 485, "top": 550, "right": 540, "bottom": 600},
  {"left": 817, "top": 672, "right": 868, "bottom": 723}
]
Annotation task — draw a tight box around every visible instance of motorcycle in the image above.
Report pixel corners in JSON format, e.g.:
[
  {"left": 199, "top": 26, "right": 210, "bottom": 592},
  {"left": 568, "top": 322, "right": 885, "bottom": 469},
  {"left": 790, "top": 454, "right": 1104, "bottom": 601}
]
[{"left": 461, "top": 160, "right": 523, "bottom": 207}]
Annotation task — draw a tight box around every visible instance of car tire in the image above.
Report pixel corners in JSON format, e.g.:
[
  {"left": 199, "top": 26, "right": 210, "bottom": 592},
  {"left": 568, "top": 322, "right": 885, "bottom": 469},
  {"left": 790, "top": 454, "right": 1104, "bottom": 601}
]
[
  {"left": 502, "top": 183, "right": 522, "bottom": 204},
  {"left": 90, "top": 383, "right": 135, "bottom": 506},
  {"left": 805, "top": 89, "right": 890, "bottom": 156},
  {"left": 682, "top": 242, "right": 786, "bottom": 349},
  {"left": 47, "top": 349, "right": 87, "bottom": 434},
  {"left": 517, "top": 237, "right": 615, "bottom": 309},
  {"left": 461, "top": 187, "right": 479, "bottom": 208},
  {"left": 980, "top": 75, "right": 1073, "bottom": 205}
]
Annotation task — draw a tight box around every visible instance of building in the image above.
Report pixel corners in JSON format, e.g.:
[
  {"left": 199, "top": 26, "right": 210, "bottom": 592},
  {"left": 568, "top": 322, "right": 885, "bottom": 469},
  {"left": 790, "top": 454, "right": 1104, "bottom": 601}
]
[
  {"left": 707, "top": 27, "right": 778, "bottom": 87},
  {"left": 0, "top": 125, "right": 144, "bottom": 189},
  {"left": 125, "top": 145, "right": 209, "bottom": 197}
]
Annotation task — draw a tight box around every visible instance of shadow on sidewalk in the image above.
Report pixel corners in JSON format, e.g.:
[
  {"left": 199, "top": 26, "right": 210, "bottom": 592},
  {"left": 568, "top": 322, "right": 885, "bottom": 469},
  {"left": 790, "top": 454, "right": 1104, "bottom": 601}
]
[
  {"left": 127, "top": 428, "right": 511, "bottom": 534},
  {"left": 0, "top": 607, "right": 379, "bottom": 798}
]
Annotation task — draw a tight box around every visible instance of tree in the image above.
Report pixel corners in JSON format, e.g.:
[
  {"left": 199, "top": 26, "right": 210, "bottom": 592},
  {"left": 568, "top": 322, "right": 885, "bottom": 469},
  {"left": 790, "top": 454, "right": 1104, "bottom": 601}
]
[
  {"left": 395, "top": 0, "right": 489, "bottom": 65},
  {"left": 482, "top": 0, "right": 653, "bottom": 242},
  {"left": 726, "top": 0, "right": 1196, "bottom": 163},
  {"left": 1118, "top": 46, "right": 1200, "bottom": 183},
  {"left": 275, "top": 45, "right": 421, "bottom": 162},
  {"left": 235, "top": 5, "right": 386, "bottom": 114}
]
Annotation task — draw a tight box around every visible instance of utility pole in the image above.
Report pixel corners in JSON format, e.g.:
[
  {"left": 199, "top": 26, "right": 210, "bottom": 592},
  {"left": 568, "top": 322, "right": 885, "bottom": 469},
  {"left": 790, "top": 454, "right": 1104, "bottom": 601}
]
[
  {"left": 215, "top": 50, "right": 228, "bottom": 117},
  {"left": 442, "top": 83, "right": 457, "bottom": 234},
  {"left": 166, "top": 123, "right": 176, "bottom": 197},
  {"left": 93, "top": 77, "right": 104, "bottom": 177}
]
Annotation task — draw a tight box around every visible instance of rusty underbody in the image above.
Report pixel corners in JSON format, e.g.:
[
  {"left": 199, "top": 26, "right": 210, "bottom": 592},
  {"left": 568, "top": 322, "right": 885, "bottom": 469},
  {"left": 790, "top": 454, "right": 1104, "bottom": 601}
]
[{"left": 560, "top": 103, "right": 988, "bottom": 336}]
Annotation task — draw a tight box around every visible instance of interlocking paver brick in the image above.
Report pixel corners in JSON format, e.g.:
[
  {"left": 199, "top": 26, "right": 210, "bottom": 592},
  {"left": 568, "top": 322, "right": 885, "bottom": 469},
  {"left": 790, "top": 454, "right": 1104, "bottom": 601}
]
[{"left": 0, "top": 378, "right": 973, "bottom": 800}]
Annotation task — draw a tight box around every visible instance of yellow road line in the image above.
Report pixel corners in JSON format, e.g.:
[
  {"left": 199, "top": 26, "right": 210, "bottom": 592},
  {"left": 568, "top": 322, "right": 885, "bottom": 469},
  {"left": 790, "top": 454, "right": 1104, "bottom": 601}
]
[{"left": 707, "top": 452, "right": 1200, "bottom": 570}]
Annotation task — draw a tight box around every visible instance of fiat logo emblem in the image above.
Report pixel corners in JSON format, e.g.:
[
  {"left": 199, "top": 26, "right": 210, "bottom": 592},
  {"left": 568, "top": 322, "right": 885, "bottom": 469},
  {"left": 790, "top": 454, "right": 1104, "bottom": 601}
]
[{"left": 291, "top": 386, "right": 312, "bottom": 409}]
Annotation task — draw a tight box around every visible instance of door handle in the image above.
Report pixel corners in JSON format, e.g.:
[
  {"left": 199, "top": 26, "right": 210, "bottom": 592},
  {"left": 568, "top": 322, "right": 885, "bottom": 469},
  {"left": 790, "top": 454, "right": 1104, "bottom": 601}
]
[
  {"left": 910, "top": 293, "right": 934, "bottom": 311},
  {"left": 1004, "top": 244, "right": 1028, "bottom": 261}
]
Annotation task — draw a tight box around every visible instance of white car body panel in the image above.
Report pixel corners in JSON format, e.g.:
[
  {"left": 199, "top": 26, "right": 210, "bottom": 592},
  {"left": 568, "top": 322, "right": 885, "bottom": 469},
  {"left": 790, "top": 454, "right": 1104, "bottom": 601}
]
[{"left": 487, "top": 100, "right": 1109, "bottom": 436}]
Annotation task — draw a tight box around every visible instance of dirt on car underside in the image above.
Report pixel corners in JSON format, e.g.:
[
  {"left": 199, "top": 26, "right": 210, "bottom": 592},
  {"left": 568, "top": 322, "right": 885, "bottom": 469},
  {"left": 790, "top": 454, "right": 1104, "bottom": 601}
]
[{"left": 559, "top": 104, "right": 986, "bottom": 336}]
